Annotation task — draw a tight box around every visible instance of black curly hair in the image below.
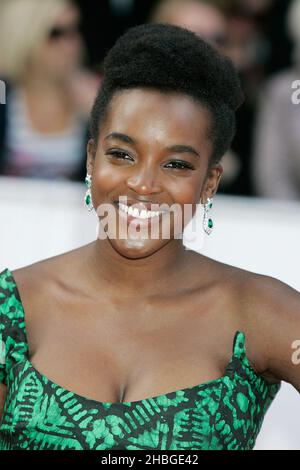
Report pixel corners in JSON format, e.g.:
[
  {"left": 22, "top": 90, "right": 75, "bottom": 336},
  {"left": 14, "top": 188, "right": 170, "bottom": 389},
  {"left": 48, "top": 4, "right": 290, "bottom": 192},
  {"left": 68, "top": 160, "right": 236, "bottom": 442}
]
[{"left": 89, "top": 23, "right": 244, "bottom": 166}]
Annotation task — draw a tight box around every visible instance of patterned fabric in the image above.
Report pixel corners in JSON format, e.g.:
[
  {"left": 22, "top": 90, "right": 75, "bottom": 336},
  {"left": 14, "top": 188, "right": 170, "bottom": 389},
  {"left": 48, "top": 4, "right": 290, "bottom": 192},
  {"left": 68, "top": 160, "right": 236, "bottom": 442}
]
[{"left": 0, "top": 267, "right": 281, "bottom": 450}]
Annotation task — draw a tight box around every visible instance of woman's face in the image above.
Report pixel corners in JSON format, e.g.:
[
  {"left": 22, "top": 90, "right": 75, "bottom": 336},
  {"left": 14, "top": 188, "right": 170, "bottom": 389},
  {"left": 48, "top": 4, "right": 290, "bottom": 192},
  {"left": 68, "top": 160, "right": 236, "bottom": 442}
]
[
  {"left": 30, "top": 5, "right": 82, "bottom": 80},
  {"left": 87, "top": 88, "right": 223, "bottom": 259}
]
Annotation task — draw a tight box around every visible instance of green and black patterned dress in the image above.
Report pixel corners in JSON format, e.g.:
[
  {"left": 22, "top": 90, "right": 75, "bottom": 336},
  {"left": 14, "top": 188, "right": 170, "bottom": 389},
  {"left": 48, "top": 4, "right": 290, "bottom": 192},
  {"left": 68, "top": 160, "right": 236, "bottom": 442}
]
[{"left": 0, "top": 267, "right": 281, "bottom": 450}]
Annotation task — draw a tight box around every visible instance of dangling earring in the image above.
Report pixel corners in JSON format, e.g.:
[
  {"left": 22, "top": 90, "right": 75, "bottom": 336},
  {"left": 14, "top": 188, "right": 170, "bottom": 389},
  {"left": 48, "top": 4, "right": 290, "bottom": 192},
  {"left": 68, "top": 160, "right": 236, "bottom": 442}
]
[
  {"left": 84, "top": 174, "right": 94, "bottom": 212},
  {"left": 203, "top": 197, "right": 214, "bottom": 235}
]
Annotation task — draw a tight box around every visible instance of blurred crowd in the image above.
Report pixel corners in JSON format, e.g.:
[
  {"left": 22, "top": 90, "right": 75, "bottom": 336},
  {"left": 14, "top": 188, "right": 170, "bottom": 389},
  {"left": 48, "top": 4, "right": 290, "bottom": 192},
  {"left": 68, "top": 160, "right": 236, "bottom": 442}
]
[
  {"left": 0, "top": 0, "right": 100, "bottom": 181},
  {"left": 0, "top": 0, "right": 299, "bottom": 201}
]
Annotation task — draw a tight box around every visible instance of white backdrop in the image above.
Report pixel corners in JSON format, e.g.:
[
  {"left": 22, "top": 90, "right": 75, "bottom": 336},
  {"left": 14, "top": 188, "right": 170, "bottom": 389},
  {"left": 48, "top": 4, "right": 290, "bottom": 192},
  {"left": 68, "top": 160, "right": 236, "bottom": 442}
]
[{"left": 0, "top": 175, "right": 299, "bottom": 449}]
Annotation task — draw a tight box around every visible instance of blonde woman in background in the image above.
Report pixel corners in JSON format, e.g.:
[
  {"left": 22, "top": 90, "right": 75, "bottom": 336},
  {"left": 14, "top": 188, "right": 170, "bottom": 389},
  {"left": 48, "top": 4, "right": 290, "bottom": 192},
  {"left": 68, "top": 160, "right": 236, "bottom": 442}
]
[
  {"left": 251, "top": 0, "right": 300, "bottom": 200},
  {"left": 0, "top": 0, "right": 100, "bottom": 180}
]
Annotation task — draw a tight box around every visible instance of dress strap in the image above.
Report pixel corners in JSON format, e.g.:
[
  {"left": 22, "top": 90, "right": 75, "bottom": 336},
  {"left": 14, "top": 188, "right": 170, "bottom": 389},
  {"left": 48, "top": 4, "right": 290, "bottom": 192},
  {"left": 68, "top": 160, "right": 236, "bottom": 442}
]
[
  {"left": 232, "top": 330, "right": 246, "bottom": 359},
  {"left": 229, "top": 329, "right": 281, "bottom": 397},
  {"left": 0, "top": 267, "right": 28, "bottom": 385}
]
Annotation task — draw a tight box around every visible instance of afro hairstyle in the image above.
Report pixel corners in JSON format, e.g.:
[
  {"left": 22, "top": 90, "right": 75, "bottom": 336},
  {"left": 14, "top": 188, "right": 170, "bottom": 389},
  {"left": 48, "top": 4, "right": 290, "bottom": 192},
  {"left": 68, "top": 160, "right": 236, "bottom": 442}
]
[{"left": 89, "top": 23, "right": 244, "bottom": 166}]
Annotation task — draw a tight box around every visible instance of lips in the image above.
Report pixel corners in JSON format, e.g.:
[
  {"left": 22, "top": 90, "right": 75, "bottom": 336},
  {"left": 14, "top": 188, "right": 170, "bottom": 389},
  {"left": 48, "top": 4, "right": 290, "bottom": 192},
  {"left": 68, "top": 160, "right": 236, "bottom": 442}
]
[
  {"left": 113, "top": 200, "right": 170, "bottom": 231},
  {"left": 114, "top": 199, "right": 168, "bottom": 213}
]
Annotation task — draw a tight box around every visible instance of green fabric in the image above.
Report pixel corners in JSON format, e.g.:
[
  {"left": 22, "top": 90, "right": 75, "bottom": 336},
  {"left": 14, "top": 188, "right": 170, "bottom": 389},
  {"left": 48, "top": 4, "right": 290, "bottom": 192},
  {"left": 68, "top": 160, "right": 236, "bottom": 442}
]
[{"left": 0, "top": 267, "right": 281, "bottom": 450}]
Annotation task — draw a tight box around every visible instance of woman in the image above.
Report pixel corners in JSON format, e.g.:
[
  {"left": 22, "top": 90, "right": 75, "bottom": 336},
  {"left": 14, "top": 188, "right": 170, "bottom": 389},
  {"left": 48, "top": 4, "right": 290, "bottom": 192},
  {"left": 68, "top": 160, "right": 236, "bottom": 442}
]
[
  {"left": 252, "top": 0, "right": 300, "bottom": 200},
  {"left": 0, "top": 23, "right": 299, "bottom": 451},
  {"left": 0, "top": 0, "right": 99, "bottom": 181}
]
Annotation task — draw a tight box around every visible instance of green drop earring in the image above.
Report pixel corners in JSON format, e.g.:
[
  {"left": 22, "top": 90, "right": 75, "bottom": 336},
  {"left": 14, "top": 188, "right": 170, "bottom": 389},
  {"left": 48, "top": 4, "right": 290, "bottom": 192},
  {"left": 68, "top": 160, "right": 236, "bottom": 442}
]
[
  {"left": 203, "top": 197, "right": 214, "bottom": 235},
  {"left": 84, "top": 174, "right": 94, "bottom": 212}
]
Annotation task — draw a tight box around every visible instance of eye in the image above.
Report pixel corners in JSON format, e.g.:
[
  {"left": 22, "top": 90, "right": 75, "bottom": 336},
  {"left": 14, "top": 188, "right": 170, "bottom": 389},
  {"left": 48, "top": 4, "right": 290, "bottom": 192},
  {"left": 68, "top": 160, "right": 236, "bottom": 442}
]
[
  {"left": 164, "top": 160, "right": 195, "bottom": 170},
  {"left": 106, "top": 150, "right": 133, "bottom": 161}
]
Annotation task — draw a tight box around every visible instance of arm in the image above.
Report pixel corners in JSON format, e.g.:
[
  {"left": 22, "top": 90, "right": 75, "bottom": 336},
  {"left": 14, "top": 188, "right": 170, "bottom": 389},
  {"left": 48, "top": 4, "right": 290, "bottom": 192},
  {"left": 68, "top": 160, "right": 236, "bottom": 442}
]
[{"left": 245, "top": 275, "right": 300, "bottom": 393}]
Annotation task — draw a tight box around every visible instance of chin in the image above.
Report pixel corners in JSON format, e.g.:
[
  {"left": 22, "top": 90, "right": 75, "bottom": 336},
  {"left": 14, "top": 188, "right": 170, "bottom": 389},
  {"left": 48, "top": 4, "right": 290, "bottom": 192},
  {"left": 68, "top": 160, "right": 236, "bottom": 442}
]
[{"left": 108, "top": 237, "right": 171, "bottom": 260}]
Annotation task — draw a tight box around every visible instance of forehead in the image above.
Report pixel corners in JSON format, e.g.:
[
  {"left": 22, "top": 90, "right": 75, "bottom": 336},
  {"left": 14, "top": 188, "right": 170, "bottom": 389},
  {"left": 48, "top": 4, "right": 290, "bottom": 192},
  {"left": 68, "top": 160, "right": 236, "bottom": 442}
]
[
  {"left": 168, "top": 3, "right": 226, "bottom": 36},
  {"left": 100, "top": 88, "right": 212, "bottom": 145},
  {"left": 53, "top": 4, "right": 79, "bottom": 26}
]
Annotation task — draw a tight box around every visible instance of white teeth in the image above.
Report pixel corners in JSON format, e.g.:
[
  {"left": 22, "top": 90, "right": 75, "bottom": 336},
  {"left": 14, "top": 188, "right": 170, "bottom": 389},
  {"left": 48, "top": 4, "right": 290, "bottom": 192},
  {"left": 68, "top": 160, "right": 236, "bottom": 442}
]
[
  {"left": 131, "top": 207, "right": 140, "bottom": 218},
  {"left": 139, "top": 210, "right": 148, "bottom": 218},
  {"left": 117, "top": 203, "right": 163, "bottom": 219}
]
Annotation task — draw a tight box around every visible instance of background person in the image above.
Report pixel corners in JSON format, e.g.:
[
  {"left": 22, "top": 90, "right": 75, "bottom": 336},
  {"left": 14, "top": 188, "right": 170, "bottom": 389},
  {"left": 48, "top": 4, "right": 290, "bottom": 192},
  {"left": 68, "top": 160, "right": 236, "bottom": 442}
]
[
  {"left": 148, "top": 0, "right": 243, "bottom": 193},
  {"left": 0, "top": 0, "right": 100, "bottom": 181},
  {"left": 251, "top": 0, "right": 300, "bottom": 200}
]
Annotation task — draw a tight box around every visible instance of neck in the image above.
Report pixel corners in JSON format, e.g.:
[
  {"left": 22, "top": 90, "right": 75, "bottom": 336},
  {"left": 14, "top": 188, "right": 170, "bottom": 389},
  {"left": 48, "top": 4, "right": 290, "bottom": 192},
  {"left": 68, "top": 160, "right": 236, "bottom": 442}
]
[
  {"left": 84, "top": 237, "right": 195, "bottom": 297},
  {"left": 20, "top": 73, "right": 73, "bottom": 116},
  {"left": 21, "top": 71, "right": 69, "bottom": 96}
]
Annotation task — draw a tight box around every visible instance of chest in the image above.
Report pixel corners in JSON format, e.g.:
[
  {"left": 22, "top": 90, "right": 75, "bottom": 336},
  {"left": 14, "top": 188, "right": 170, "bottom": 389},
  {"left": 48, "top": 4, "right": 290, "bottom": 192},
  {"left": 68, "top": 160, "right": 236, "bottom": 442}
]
[
  {"left": 4, "top": 89, "right": 84, "bottom": 177},
  {"left": 26, "top": 285, "right": 237, "bottom": 403}
]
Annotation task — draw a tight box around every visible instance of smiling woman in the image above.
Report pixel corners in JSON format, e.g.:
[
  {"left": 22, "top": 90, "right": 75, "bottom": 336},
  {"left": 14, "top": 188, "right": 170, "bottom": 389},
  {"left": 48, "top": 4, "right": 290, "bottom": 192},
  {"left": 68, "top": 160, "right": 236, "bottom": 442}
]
[
  {"left": 0, "top": 23, "right": 299, "bottom": 451},
  {"left": 85, "top": 22, "right": 243, "bottom": 253}
]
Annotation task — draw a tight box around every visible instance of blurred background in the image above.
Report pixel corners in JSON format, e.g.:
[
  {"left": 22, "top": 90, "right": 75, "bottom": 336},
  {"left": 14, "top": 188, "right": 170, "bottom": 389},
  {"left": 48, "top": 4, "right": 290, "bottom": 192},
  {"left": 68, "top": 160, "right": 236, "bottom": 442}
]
[
  {"left": 0, "top": 0, "right": 300, "bottom": 195},
  {"left": 0, "top": 0, "right": 299, "bottom": 450}
]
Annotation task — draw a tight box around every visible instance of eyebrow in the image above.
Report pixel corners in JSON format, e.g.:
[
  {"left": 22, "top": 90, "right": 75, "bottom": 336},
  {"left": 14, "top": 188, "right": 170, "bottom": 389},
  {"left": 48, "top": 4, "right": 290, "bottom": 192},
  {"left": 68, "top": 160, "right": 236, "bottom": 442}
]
[
  {"left": 105, "top": 132, "right": 134, "bottom": 145},
  {"left": 104, "top": 132, "right": 201, "bottom": 158}
]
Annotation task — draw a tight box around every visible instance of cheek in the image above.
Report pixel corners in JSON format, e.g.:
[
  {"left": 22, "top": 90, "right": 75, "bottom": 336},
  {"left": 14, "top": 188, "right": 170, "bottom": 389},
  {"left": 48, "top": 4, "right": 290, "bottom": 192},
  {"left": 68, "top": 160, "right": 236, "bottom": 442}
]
[
  {"left": 91, "top": 159, "right": 124, "bottom": 202},
  {"left": 172, "top": 172, "right": 205, "bottom": 226},
  {"left": 33, "top": 45, "right": 61, "bottom": 71},
  {"left": 172, "top": 173, "right": 203, "bottom": 206},
  {"left": 29, "top": 44, "right": 48, "bottom": 68},
  {"left": 174, "top": 185, "right": 199, "bottom": 206},
  {"left": 62, "top": 38, "right": 82, "bottom": 60}
]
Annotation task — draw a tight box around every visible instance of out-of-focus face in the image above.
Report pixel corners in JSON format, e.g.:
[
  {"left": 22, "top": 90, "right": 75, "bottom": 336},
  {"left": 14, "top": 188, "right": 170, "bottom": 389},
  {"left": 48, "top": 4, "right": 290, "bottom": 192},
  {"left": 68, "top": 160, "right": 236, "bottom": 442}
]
[
  {"left": 158, "top": 1, "right": 228, "bottom": 52},
  {"left": 30, "top": 4, "right": 82, "bottom": 80},
  {"left": 87, "top": 88, "right": 223, "bottom": 260}
]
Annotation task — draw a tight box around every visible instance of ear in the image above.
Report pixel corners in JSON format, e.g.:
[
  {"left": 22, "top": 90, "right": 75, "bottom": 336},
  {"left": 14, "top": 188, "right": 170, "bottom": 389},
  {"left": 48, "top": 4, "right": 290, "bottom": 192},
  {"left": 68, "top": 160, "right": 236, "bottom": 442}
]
[
  {"left": 200, "top": 163, "right": 223, "bottom": 204},
  {"left": 86, "top": 139, "right": 96, "bottom": 175}
]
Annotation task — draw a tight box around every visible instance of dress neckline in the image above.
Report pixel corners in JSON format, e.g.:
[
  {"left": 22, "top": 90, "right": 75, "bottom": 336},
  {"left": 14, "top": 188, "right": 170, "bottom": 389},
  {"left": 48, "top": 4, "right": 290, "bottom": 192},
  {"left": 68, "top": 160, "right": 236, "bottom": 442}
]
[
  {"left": 23, "top": 356, "right": 228, "bottom": 408},
  {"left": 4, "top": 267, "right": 280, "bottom": 407}
]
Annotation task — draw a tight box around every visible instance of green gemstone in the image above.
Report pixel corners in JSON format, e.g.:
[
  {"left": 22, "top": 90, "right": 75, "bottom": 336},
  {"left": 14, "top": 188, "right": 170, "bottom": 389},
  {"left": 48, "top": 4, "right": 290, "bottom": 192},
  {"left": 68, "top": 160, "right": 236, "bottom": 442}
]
[
  {"left": 85, "top": 194, "right": 91, "bottom": 205},
  {"left": 208, "top": 218, "right": 213, "bottom": 229},
  {"left": 209, "top": 202, "right": 213, "bottom": 209}
]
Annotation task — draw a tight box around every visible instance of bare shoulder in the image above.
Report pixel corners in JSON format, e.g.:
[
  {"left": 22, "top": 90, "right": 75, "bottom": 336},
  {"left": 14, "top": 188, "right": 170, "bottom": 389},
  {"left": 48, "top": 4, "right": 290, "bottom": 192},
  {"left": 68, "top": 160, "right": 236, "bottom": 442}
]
[
  {"left": 188, "top": 255, "right": 267, "bottom": 364},
  {"left": 188, "top": 254, "right": 259, "bottom": 318},
  {"left": 191, "top": 256, "right": 299, "bottom": 384},
  {"left": 235, "top": 270, "right": 300, "bottom": 328},
  {"left": 234, "top": 273, "right": 300, "bottom": 321},
  {"left": 232, "top": 270, "right": 300, "bottom": 388},
  {"left": 191, "top": 254, "right": 257, "bottom": 299},
  {"left": 205, "top": 257, "right": 300, "bottom": 323},
  {"left": 11, "top": 243, "right": 92, "bottom": 290},
  {"left": 8, "top": 243, "right": 94, "bottom": 356}
]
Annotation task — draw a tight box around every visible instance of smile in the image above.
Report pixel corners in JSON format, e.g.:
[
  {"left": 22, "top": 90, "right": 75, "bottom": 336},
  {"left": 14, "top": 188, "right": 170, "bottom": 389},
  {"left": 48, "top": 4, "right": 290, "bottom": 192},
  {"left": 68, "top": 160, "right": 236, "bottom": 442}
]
[{"left": 116, "top": 202, "right": 166, "bottom": 220}]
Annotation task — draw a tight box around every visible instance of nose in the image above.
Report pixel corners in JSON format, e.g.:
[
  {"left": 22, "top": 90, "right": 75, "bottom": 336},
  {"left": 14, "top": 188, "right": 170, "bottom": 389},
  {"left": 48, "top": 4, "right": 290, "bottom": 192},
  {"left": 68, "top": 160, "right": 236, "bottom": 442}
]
[{"left": 126, "top": 165, "right": 162, "bottom": 195}]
